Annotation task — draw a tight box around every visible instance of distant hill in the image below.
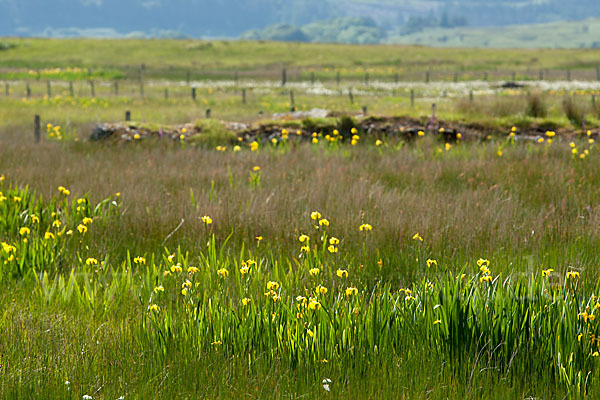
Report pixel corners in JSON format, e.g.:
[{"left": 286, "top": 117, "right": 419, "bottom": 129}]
[
  {"left": 1, "top": 0, "right": 600, "bottom": 46},
  {"left": 387, "top": 17, "right": 600, "bottom": 48}
]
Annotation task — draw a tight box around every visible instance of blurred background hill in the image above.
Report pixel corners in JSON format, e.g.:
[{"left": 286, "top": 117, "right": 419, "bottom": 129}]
[{"left": 1, "top": 0, "right": 600, "bottom": 47}]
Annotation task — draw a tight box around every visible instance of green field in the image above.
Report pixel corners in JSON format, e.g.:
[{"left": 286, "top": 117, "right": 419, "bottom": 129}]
[
  {"left": 2, "top": 39, "right": 600, "bottom": 399},
  {"left": 1, "top": 38, "right": 600, "bottom": 81}
]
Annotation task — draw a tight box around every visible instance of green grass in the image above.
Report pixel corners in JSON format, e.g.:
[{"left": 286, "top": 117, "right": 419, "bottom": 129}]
[
  {"left": 2, "top": 138, "right": 600, "bottom": 398},
  {"left": 2, "top": 38, "right": 600, "bottom": 82}
]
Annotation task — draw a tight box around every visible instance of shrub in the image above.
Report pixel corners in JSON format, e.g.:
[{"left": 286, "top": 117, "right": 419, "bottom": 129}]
[
  {"left": 562, "top": 96, "right": 586, "bottom": 127},
  {"left": 525, "top": 91, "right": 547, "bottom": 118}
]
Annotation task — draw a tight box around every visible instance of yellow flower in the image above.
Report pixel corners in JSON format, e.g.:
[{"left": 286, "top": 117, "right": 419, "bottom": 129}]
[
  {"left": 412, "top": 233, "right": 423, "bottom": 242},
  {"left": 456, "top": 133, "right": 462, "bottom": 140},
  {"left": 537, "top": 138, "right": 544, "bottom": 144},
  {"left": 477, "top": 258, "right": 490, "bottom": 268},
  {"left": 480, "top": 275, "right": 493, "bottom": 283},
  {"left": 179, "top": 135, "right": 185, "bottom": 141},
  {"left": 171, "top": 263, "right": 183, "bottom": 273},
  {"left": 149, "top": 304, "right": 160, "bottom": 312},
  {"left": 240, "top": 265, "right": 250, "bottom": 275},
  {"left": 30, "top": 215, "right": 39, "bottom": 224},
  {"left": 134, "top": 133, "right": 141, "bottom": 140},
  {"left": 417, "top": 130, "right": 425, "bottom": 137},
  {"left": 182, "top": 279, "right": 192, "bottom": 289},
  {"left": 252, "top": 166, "right": 261, "bottom": 172},
  {"left": 242, "top": 297, "right": 251, "bottom": 306},
  {"left": 439, "top": 128, "right": 445, "bottom": 133},
  {"left": 567, "top": 271, "right": 580, "bottom": 280},
  {"left": 310, "top": 211, "right": 321, "bottom": 220},
  {"left": 445, "top": 143, "right": 451, "bottom": 151},
  {"left": 309, "top": 268, "right": 320, "bottom": 276},
  {"left": 319, "top": 218, "right": 329, "bottom": 227},
  {"left": 329, "top": 237, "right": 339, "bottom": 245},
  {"left": 572, "top": 148, "right": 578, "bottom": 155},
  {"left": 201, "top": 215, "right": 213, "bottom": 225},
  {"left": 316, "top": 285, "right": 328, "bottom": 295},
  {"left": 217, "top": 268, "right": 229, "bottom": 277},
  {"left": 233, "top": 145, "right": 241, "bottom": 152},
  {"left": 312, "top": 138, "right": 319, "bottom": 144},
  {"left": 545, "top": 131, "right": 555, "bottom": 137},
  {"left": 336, "top": 269, "right": 348, "bottom": 278},
  {"left": 0, "top": 174, "right": 4, "bottom": 181},
  {"left": 181, "top": 288, "right": 188, "bottom": 296},
  {"left": 266, "top": 281, "right": 279, "bottom": 291},
  {"left": 188, "top": 266, "right": 199, "bottom": 274},
  {"left": 181, "top": 128, "right": 187, "bottom": 134},
  {"left": 299, "top": 234, "right": 309, "bottom": 243},
  {"left": 578, "top": 333, "right": 584, "bottom": 342},
  {"left": 426, "top": 259, "right": 437, "bottom": 268},
  {"left": 44, "top": 232, "right": 55, "bottom": 240},
  {"left": 167, "top": 253, "right": 176, "bottom": 263},
  {"left": 351, "top": 128, "right": 358, "bottom": 134},
  {"left": 77, "top": 224, "right": 87, "bottom": 234},
  {"left": 433, "top": 319, "right": 442, "bottom": 325},
  {"left": 82, "top": 217, "right": 93, "bottom": 225},
  {"left": 133, "top": 256, "right": 146, "bottom": 265},
  {"left": 359, "top": 223, "right": 372, "bottom": 232},
  {"left": 589, "top": 139, "right": 595, "bottom": 144},
  {"left": 271, "top": 138, "right": 278, "bottom": 145},
  {"left": 300, "top": 245, "right": 310, "bottom": 252},
  {"left": 542, "top": 268, "right": 554, "bottom": 277},
  {"left": 307, "top": 329, "right": 314, "bottom": 338},
  {"left": 85, "top": 258, "right": 98, "bottom": 266},
  {"left": 327, "top": 245, "right": 338, "bottom": 253},
  {"left": 255, "top": 235, "right": 263, "bottom": 242},
  {"left": 154, "top": 286, "right": 165, "bottom": 293},
  {"left": 58, "top": 186, "right": 70, "bottom": 196},
  {"left": 250, "top": 141, "right": 259, "bottom": 151},
  {"left": 19, "top": 227, "right": 30, "bottom": 236},
  {"left": 308, "top": 297, "right": 321, "bottom": 310},
  {"left": 345, "top": 287, "right": 358, "bottom": 297},
  {"left": 375, "top": 140, "right": 383, "bottom": 146},
  {"left": 13, "top": 196, "right": 21, "bottom": 203},
  {"left": 570, "top": 142, "right": 576, "bottom": 148}
]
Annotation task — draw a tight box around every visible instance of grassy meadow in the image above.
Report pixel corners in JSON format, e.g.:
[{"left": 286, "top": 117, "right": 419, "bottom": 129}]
[{"left": 2, "top": 40, "right": 600, "bottom": 398}]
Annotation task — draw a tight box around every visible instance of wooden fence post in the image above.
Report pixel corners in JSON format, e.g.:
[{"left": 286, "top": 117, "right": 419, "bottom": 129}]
[
  {"left": 410, "top": 89, "right": 415, "bottom": 107},
  {"left": 281, "top": 68, "right": 287, "bottom": 87},
  {"left": 290, "top": 90, "right": 295, "bottom": 111},
  {"left": 242, "top": 88, "right": 246, "bottom": 104},
  {"left": 46, "top": 81, "right": 51, "bottom": 97},
  {"left": 425, "top": 71, "right": 430, "bottom": 83},
  {"left": 191, "top": 87, "right": 196, "bottom": 101},
  {"left": 69, "top": 81, "right": 74, "bottom": 97},
  {"left": 206, "top": 108, "right": 211, "bottom": 118},
  {"left": 336, "top": 71, "right": 340, "bottom": 86},
  {"left": 125, "top": 111, "right": 131, "bottom": 121},
  {"left": 362, "top": 105, "right": 367, "bottom": 114},
  {"left": 364, "top": 73, "right": 369, "bottom": 86},
  {"left": 34, "top": 115, "right": 40, "bottom": 143},
  {"left": 348, "top": 88, "right": 354, "bottom": 104},
  {"left": 310, "top": 72, "right": 315, "bottom": 85},
  {"left": 26, "top": 83, "right": 31, "bottom": 99},
  {"left": 5, "top": 82, "right": 9, "bottom": 96},
  {"left": 164, "top": 88, "right": 169, "bottom": 100},
  {"left": 89, "top": 80, "right": 95, "bottom": 97}
]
